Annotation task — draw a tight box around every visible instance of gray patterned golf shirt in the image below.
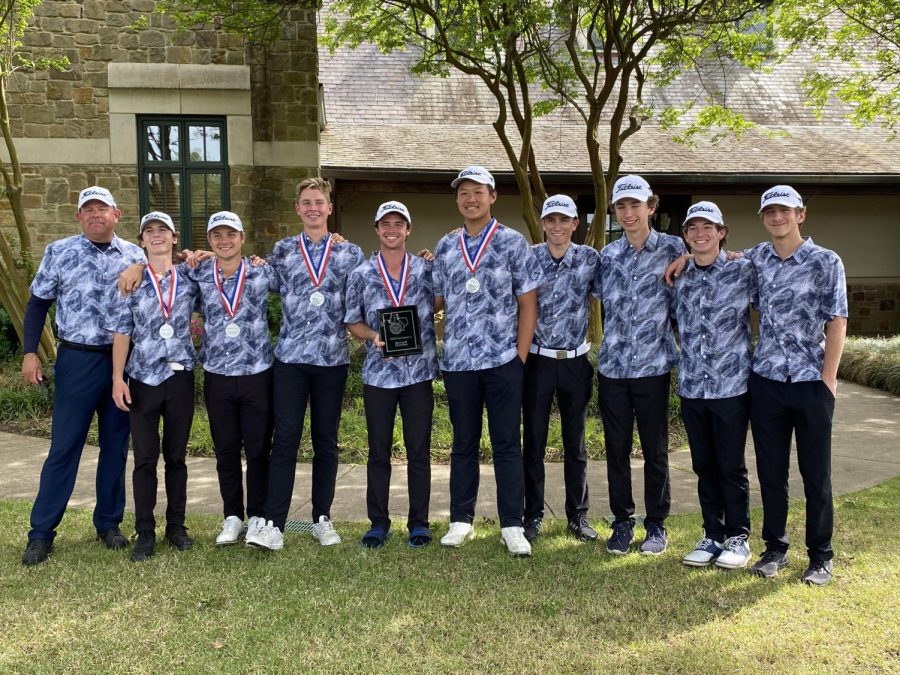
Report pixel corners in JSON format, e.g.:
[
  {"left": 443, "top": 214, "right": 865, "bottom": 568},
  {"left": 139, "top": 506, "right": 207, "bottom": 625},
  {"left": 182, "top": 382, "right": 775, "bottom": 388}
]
[
  {"left": 532, "top": 243, "right": 601, "bottom": 350},
  {"left": 433, "top": 223, "right": 544, "bottom": 371},
  {"left": 672, "top": 252, "right": 758, "bottom": 399},
  {"left": 30, "top": 233, "right": 146, "bottom": 346},
  {"left": 186, "top": 258, "right": 278, "bottom": 376},
  {"left": 344, "top": 253, "right": 439, "bottom": 388},
  {"left": 267, "top": 233, "right": 365, "bottom": 367},
  {"left": 593, "top": 230, "right": 687, "bottom": 378},
  {"left": 746, "top": 237, "right": 847, "bottom": 383},
  {"left": 106, "top": 265, "right": 199, "bottom": 386}
]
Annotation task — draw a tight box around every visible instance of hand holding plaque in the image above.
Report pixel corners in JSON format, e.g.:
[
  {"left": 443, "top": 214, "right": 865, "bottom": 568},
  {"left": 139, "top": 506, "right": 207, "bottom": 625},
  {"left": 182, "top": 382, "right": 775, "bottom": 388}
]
[{"left": 377, "top": 305, "right": 423, "bottom": 357}]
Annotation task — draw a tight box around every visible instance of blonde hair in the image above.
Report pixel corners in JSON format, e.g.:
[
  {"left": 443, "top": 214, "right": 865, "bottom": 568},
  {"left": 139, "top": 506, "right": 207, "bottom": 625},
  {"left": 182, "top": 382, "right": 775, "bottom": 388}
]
[{"left": 295, "top": 177, "right": 332, "bottom": 203}]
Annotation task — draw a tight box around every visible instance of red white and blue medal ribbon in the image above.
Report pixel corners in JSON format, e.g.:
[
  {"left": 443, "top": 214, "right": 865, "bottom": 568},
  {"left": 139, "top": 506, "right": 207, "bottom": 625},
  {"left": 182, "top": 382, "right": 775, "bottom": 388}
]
[
  {"left": 376, "top": 252, "right": 411, "bottom": 307},
  {"left": 458, "top": 217, "right": 498, "bottom": 293},
  {"left": 214, "top": 259, "right": 247, "bottom": 337},
  {"left": 299, "top": 233, "right": 334, "bottom": 288},
  {"left": 299, "top": 233, "right": 333, "bottom": 306},
  {"left": 147, "top": 263, "right": 177, "bottom": 338},
  {"left": 213, "top": 259, "right": 247, "bottom": 319}
]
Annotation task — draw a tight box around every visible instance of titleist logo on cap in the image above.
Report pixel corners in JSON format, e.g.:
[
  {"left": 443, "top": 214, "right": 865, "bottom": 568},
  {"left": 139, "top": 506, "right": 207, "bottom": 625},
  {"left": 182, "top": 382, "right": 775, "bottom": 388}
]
[
  {"left": 545, "top": 200, "right": 569, "bottom": 208},
  {"left": 764, "top": 190, "right": 793, "bottom": 200},
  {"left": 381, "top": 203, "right": 404, "bottom": 212},
  {"left": 688, "top": 205, "right": 715, "bottom": 215},
  {"left": 615, "top": 182, "right": 644, "bottom": 193},
  {"left": 82, "top": 188, "right": 107, "bottom": 198},
  {"left": 210, "top": 213, "right": 233, "bottom": 223}
]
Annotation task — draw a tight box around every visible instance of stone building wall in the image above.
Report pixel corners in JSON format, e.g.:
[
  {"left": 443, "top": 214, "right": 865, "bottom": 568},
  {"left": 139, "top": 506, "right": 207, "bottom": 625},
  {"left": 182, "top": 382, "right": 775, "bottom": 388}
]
[
  {"left": 847, "top": 283, "right": 900, "bottom": 337},
  {"left": 3, "top": 0, "right": 320, "bottom": 256}
]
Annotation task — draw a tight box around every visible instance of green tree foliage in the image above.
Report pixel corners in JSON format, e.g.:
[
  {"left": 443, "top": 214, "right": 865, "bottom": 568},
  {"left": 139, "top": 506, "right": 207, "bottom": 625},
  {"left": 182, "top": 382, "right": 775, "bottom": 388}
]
[{"left": 774, "top": 0, "right": 899, "bottom": 134}]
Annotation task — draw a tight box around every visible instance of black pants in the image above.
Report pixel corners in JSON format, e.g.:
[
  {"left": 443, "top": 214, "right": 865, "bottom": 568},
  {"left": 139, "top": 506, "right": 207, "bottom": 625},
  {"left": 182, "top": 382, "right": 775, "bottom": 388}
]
[
  {"left": 265, "top": 359, "right": 348, "bottom": 530},
  {"left": 597, "top": 372, "right": 671, "bottom": 525},
  {"left": 443, "top": 357, "right": 526, "bottom": 528},
  {"left": 363, "top": 380, "right": 433, "bottom": 532},
  {"left": 680, "top": 394, "right": 751, "bottom": 541},
  {"left": 204, "top": 368, "right": 273, "bottom": 521},
  {"left": 522, "top": 353, "right": 593, "bottom": 521},
  {"left": 129, "top": 371, "right": 194, "bottom": 532},
  {"left": 749, "top": 372, "right": 835, "bottom": 561}
]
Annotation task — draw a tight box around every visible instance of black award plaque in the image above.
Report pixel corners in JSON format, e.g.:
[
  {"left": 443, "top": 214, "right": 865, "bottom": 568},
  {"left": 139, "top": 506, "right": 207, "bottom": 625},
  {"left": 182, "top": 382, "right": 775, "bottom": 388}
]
[{"left": 377, "top": 305, "right": 423, "bottom": 357}]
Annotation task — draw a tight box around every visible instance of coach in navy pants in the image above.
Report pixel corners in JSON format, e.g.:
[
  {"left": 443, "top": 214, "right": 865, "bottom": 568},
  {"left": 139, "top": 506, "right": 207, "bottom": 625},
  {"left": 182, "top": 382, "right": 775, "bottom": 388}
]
[{"left": 21, "top": 186, "right": 145, "bottom": 565}]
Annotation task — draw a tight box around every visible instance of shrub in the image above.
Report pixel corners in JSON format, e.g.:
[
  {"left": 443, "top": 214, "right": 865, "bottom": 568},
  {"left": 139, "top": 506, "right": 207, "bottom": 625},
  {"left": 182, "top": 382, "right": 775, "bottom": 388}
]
[{"left": 838, "top": 336, "right": 900, "bottom": 396}]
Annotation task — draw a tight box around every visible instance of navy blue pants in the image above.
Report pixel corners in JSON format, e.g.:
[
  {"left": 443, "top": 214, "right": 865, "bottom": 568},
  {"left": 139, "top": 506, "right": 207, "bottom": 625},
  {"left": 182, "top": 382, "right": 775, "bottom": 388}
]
[
  {"left": 522, "top": 353, "right": 593, "bottom": 522},
  {"left": 749, "top": 372, "right": 835, "bottom": 561},
  {"left": 680, "top": 394, "right": 751, "bottom": 541},
  {"left": 28, "top": 345, "right": 130, "bottom": 542},
  {"left": 443, "top": 357, "right": 526, "bottom": 528},
  {"left": 266, "top": 360, "right": 348, "bottom": 530}
]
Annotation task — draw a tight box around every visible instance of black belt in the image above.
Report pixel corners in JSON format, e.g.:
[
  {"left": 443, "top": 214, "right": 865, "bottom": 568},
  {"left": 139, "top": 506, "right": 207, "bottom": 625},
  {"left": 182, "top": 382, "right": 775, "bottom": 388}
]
[{"left": 59, "top": 340, "right": 113, "bottom": 353}]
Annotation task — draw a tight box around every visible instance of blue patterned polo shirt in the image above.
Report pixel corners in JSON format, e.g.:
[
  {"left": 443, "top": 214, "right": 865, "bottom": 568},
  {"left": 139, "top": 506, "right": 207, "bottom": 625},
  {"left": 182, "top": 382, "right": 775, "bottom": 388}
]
[
  {"left": 433, "top": 222, "right": 544, "bottom": 371},
  {"left": 594, "top": 230, "right": 687, "bottom": 378},
  {"left": 266, "top": 233, "right": 365, "bottom": 367},
  {"left": 30, "top": 233, "right": 146, "bottom": 346},
  {"left": 746, "top": 237, "right": 847, "bottom": 382},
  {"left": 672, "top": 252, "right": 758, "bottom": 398},
  {"left": 344, "top": 253, "right": 439, "bottom": 388},
  {"left": 532, "top": 243, "right": 601, "bottom": 350}
]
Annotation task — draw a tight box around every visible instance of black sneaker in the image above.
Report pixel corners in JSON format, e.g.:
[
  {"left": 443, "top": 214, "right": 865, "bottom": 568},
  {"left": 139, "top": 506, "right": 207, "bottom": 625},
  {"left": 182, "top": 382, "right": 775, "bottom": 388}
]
[
  {"left": 568, "top": 514, "right": 598, "bottom": 541},
  {"left": 97, "top": 526, "right": 128, "bottom": 550},
  {"left": 751, "top": 549, "right": 789, "bottom": 578},
  {"left": 165, "top": 525, "right": 194, "bottom": 551},
  {"left": 606, "top": 520, "right": 634, "bottom": 555},
  {"left": 802, "top": 559, "right": 833, "bottom": 587},
  {"left": 22, "top": 539, "right": 52, "bottom": 566},
  {"left": 131, "top": 531, "right": 156, "bottom": 562},
  {"left": 523, "top": 517, "right": 542, "bottom": 543}
]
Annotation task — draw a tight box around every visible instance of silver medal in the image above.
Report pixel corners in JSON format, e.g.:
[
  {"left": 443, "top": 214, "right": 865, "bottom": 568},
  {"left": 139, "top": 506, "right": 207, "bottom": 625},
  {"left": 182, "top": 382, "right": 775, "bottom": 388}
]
[
  {"left": 465, "top": 276, "right": 481, "bottom": 293},
  {"left": 159, "top": 323, "right": 175, "bottom": 340},
  {"left": 225, "top": 322, "right": 241, "bottom": 338},
  {"left": 310, "top": 291, "right": 325, "bottom": 307}
]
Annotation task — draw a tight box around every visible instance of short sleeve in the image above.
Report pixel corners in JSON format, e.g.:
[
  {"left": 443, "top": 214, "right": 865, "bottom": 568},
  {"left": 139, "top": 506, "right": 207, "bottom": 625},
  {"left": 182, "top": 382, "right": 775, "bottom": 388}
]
[
  {"left": 29, "top": 243, "right": 59, "bottom": 300},
  {"left": 509, "top": 233, "right": 544, "bottom": 296},
  {"left": 105, "top": 291, "right": 135, "bottom": 336},
  {"left": 820, "top": 254, "right": 848, "bottom": 321},
  {"left": 343, "top": 270, "right": 365, "bottom": 325}
]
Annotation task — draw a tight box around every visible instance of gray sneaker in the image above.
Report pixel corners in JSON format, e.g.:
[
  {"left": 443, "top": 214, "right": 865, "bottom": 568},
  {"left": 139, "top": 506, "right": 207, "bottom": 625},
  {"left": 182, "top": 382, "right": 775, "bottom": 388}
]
[
  {"left": 639, "top": 522, "right": 667, "bottom": 556},
  {"left": 751, "top": 549, "right": 789, "bottom": 578},
  {"left": 801, "top": 559, "right": 833, "bottom": 586}
]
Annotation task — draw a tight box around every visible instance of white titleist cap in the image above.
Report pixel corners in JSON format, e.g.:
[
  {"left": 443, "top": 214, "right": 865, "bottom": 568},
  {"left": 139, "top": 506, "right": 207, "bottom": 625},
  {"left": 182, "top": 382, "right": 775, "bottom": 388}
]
[
  {"left": 78, "top": 186, "right": 116, "bottom": 209},
  {"left": 374, "top": 201, "right": 412, "bottom": 225},
  {"left": 682, "top": 201, "right": 724, "bottom": 228},
  {"left": 541, "top": 195, "right": 578, "bottom": 219},
  {"left": 207, "top": 211, "right": 244, "bottom": 233},
  {"left": 139, "top": 211, "right": 176, "bottom": 233},
  {"left": 451, "top": 165, "right": 495, "bottom": 189},
  {"left": 611, "top": 175, "right": 652, "bottom": 204},
  {"left": 759, "top": 185, "right": 803, "bottom": 213}
]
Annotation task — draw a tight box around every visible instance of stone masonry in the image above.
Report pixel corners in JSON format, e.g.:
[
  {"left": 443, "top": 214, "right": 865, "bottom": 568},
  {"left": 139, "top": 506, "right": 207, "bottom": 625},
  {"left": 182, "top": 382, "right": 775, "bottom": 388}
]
[{"left": 3, "top": 1, "right": 320, "bottom": 256}]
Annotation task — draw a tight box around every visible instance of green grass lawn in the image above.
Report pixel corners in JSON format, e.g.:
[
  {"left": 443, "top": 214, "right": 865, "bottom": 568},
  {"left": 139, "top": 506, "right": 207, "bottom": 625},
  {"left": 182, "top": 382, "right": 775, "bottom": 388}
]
[{"left": 2, "top": 478, "right": 898, "bottom": 672}]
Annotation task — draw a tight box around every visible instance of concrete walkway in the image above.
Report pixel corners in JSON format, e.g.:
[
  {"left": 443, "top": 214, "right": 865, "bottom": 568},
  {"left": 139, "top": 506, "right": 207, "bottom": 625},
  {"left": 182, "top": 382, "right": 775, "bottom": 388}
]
[{"left": 1, "top": 380, "right": 897, "bottom": 527}]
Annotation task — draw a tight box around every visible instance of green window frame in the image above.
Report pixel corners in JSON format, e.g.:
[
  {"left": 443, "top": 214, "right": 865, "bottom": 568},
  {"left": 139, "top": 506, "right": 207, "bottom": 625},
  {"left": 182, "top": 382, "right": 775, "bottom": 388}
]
[{"left": 138, "top": 116, "right": 230, "bottom": 249}]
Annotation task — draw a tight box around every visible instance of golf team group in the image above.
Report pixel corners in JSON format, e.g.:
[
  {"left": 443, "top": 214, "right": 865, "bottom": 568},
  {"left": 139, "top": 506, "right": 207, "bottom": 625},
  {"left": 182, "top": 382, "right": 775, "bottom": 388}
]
[{"left": 18, "top": 166, "right": 847, "bottom": 587}]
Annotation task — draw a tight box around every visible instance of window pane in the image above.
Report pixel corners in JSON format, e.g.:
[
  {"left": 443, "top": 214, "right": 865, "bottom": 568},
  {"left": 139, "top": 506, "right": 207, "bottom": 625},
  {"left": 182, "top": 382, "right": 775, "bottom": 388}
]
[
  {"left": 188, "top": 125, "right": 222, "bottom": 163},
  {"left": 145, "top": 172, "right": 182, "bottom": 227},
  {"left": 145, "top": 124, "right": 180, "bottom": 162},
  {"left": 189, "top": 172, "right": 224, "bottom": 248}
]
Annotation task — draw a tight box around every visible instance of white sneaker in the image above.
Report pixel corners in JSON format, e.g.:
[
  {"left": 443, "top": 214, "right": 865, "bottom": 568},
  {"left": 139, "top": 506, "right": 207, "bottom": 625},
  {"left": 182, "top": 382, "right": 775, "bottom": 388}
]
[
  {"left": 245, "top": 520, "right": 283, "bottom": 551},
  {"left": 215, "top": 515, "right": 245, "bottom": 546},
  {"left": 500, "top": 526, "right": 532, "bottom": 556},
  {"left": 246, "top": 516, "right": 265, "bottom": 541},
  {"left": 715, "top": 534, "right": 752, "bottom": 569},
  {"left": 682, "top": 535, "right": 724, "bottom": 567},
  {"left": 312, "top": 516, "right": 341, "bottom": 546},
  {"left": 440, "top": 522, "right": 475, "bottom": 547}
]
